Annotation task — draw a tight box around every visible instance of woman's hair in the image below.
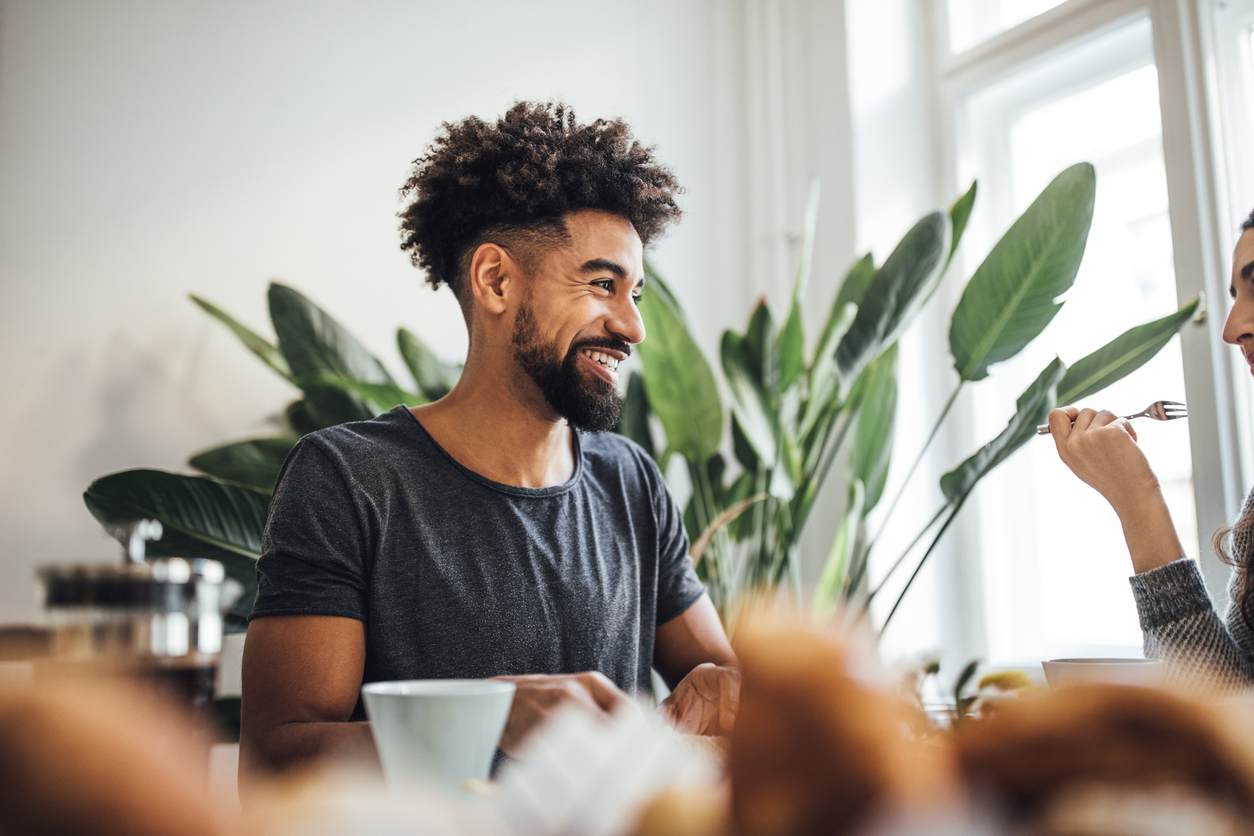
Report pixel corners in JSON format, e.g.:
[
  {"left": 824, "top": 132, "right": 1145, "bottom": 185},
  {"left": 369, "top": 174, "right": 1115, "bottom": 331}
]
[
  {"left": 398, "top": 101, "right": 683, "bottom": 297},
  {"left": 1216, "top": 206, "right": 1254, "bottom": 627},
  {"left": 1214, "top": 515, "right": 1254, "bottom": 629}
]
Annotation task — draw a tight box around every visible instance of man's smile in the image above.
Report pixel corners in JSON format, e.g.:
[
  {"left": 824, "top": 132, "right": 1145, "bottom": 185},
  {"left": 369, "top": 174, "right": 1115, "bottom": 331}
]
[{"left": 579, "top": 347, "right": 622, "bottom": 384}]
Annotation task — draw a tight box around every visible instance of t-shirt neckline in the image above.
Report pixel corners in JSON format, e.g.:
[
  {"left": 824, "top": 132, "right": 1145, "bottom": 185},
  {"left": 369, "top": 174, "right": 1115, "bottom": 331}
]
[{"left": 394, "top": 405, "right": 584, "bottom": 498}]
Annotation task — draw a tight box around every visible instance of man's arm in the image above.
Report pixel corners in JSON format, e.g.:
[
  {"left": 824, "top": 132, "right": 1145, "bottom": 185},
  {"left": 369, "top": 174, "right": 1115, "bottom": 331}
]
[
  {"left": 240, "top": 615, "right": 377, "bottom": 778},
  {"left": 654, "top": 593, "right": 739, "bottom": 735},
  {"left": 241, "top": 616, "right": 639, "bottom": 769}
]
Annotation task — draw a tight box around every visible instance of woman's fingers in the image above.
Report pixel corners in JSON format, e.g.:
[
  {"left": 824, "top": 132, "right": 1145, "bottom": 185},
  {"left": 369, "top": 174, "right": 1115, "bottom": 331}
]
[
  {"left": 1090, "top": 409, "right": 1119, "bottom": 428},
  {"left": 1047, "top": 408, "right": 1075, "bottom": 441},
  {"left": 1072, "top": 408, "right": 1100, "bottom": 432}
]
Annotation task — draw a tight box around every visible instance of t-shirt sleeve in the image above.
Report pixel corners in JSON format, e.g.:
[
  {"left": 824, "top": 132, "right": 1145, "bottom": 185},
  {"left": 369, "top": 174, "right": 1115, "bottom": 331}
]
[
  {"left": 249, "top": 438, "right": 370, "bottom": 622},
  {"left": 653, "top": 473, "right": 708, "bottom": 626}
]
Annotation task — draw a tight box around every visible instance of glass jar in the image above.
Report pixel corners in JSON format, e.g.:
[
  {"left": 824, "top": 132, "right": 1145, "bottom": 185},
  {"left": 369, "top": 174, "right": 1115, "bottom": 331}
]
[{"left": 38, "top": 557, "right": 229, "bottom": 714}]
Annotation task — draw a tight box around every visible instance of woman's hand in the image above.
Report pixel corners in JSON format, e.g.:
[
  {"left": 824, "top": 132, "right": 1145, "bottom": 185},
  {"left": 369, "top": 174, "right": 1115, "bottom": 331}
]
[
  {"left": 1046, "top": 406, "right": 1184, "bottom": 574},
  {"left": 1047, "top": 407, "right": 1159, "bottom": 515}
]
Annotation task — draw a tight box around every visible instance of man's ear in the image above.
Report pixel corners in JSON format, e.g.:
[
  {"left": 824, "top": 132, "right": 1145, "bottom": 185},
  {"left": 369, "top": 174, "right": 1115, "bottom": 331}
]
[{"left": 467, "top": 243, "right": 518, "bottom": 316}]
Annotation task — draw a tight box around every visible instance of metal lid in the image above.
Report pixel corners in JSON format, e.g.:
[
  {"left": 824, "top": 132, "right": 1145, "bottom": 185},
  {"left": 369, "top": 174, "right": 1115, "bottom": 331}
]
[{"left": 39, "top": 558, "right": 225, "bottom": 609}]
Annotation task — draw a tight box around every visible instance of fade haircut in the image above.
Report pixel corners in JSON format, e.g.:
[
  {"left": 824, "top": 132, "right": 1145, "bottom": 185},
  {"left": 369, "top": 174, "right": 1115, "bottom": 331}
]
[{"left": 398, "top": 101, "right": 683, "bottom": 301}]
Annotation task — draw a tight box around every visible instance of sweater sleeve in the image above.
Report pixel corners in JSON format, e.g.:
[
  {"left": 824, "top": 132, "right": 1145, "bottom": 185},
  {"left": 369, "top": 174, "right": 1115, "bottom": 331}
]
[{"left": 1129, "top": 558, "right": 1254, "bottom": 693}]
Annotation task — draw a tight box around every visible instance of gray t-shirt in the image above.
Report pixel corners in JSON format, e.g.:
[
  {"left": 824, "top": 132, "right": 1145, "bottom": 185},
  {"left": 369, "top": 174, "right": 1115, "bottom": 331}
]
[{"left": 250, "top": 405, "right": 706, "bottom": 708}]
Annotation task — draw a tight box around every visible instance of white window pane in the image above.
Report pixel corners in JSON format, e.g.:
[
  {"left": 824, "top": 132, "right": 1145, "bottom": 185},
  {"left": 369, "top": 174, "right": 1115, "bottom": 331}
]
[
  {"left": 949, "top": 0, "right": 1068, "bottom": 54},
  {"left": 959, "top": 25, "right": 1196, "bottom": 665}
]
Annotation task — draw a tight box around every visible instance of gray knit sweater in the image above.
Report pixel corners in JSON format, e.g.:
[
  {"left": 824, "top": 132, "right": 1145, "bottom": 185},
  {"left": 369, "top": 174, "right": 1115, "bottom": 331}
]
[{"left": 1129, "top": 498, "right": 1254, "bottom": 693}]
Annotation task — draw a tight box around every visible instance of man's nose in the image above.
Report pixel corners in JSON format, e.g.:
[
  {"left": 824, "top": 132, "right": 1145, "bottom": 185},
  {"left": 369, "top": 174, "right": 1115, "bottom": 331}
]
[
  {"left": 608, "top": 294, "right": 646, "bottom": 346},
  {"left": 1223, "top": 296, "right": 1254, "bottom": 346}
]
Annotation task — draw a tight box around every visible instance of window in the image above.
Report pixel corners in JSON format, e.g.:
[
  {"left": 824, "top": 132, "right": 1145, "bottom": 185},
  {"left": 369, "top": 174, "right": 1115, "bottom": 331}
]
[
  {"left": 1211, "top": 0, "right": 1254, "bottom": 486},
  {"left": 873, "top": 0, "right": 1253, "bottom": 668},
  {"left": 948, "top": 0, "right": 1068, "bottom": 52},
  {"left": 960, "top": 18, "right": 1197, "bottom": 661}
]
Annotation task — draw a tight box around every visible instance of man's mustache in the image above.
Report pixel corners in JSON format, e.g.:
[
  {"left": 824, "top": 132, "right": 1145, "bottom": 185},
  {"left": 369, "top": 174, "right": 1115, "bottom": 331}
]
[{"left": 568, "top": 338, "right": 632, "bottom": 358}]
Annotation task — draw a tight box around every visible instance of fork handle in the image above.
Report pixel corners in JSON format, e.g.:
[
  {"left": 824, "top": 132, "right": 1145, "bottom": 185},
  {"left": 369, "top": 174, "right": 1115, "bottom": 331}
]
[{"left": 1037, "top": 412, "right": 1151, "bottom": 435}]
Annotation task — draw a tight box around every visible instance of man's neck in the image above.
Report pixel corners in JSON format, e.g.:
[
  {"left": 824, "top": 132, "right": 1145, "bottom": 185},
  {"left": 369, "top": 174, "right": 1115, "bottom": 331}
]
[{"left": 410, "top": 353, "right": 575, "bottom": 489}]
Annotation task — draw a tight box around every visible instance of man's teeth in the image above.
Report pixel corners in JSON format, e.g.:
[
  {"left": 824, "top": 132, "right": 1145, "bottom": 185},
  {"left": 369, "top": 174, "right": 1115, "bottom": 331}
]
[{"left": 581, "top": 349, "right": 619, "bottom": 371}]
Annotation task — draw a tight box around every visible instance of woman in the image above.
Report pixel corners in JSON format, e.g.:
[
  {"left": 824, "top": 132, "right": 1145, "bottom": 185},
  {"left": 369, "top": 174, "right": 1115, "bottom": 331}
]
[{"left": 1048, "top": 209, "right": 1254, "bottom": 691}]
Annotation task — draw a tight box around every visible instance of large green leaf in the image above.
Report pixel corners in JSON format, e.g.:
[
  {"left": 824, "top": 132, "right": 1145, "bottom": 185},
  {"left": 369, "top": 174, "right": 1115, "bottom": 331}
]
[
  {"left": 813, "top": 479, "right": 865, "bottom": 618},
  {"left": 850, "top": 343, "right": 898, "bottom": 512},
  {"left": 397, "top": 328, "right": 461, "bottom": 401},
  {"left": 1055, "top": 298, "right": 1200, "bottom": 406},
  {"left": 189, "top": 435, "right": 298, "bottom": 492},
  {"left": 826, "top": 254, "right": 876, "bottom": 340},
  {"left": 807, "top": 253, "right": 874, "bottom": 434},
  {"left": 945, "top": 181, "right": 977, "bottom": 274},
  {"left": 778, "top": 180, "right": 822, "bottom": 392},
  {"left": 635, "top": 284, "right": 724, "bottom": 462},
  {"left": 834, "top": 212, "right": 949, "bottom": 397},
  {"left": 722, "top": 313, "right": 779, "bottom": 467},
  {"left": 644, "top": 260, "right": 687, "bottom": 326},
  {"left": 949, "top": 164, "right": 1095, "bottom": 382},
  {"left": 191, "top": 295, "right": 292, "bottom": 382},
  {"left": 296, "top": 374, "right": 425, "bottom": 414},
  {"left": 800, "top": 299, "right": 858, "bottom": 446},
  {"left": 731, "top": 415, "right": 760, "bottom": 473},
  {"left": 940, "top": 357, "right": 1066, "bottom": 505},
  {"left": 684, "top": 454, "right": 729, "bottom": 543},
  {"left": 268, "top": 283, "right": 394, "bottom": 426},
  {"left": 615, "top": 370, "right": 656, "bottom": 460},
  {"left": 83, "top": 470, "right": 270, "bottom": 629},
  {"left": 285, "top": 399, "right": 325, "bottom": 436},
  {"left": 740, "top": 301, "right": 778, "bottom": 392}
]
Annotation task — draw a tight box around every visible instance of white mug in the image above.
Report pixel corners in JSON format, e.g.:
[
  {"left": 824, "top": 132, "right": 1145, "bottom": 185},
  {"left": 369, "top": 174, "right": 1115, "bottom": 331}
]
[
  {"left": 1041, "top": 658, "right": 1165, "bottom": 688},
  {"left": 361, "top": 679, "right": 516, "bottom": 789}
]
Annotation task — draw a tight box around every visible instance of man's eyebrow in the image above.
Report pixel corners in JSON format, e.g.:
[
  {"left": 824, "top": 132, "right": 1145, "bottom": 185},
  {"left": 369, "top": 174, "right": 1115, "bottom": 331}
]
[
  {"left": 1242, "top": 260, "right": 1254, "bottom": 281},
  {"left": 580, "top": 258, "right": 628, "bottom": 278}
]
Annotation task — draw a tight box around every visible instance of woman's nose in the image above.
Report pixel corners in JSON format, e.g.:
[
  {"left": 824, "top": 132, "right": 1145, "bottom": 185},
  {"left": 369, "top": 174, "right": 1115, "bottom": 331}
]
[{"left": 1223, "top": 295, "right": 1254, "bottom": 346}]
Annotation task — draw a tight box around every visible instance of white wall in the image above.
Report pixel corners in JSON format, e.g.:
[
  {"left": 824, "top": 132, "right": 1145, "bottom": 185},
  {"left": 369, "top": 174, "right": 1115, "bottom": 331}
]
[{"left": 0, "top": 0, "right": 767, "bottom": 621}]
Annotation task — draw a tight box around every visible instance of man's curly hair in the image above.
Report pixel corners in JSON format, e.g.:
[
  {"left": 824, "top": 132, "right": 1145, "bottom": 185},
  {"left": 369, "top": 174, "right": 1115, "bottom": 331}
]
[{"left": 399, "top": 101, "right": 683, "bottom": 297}]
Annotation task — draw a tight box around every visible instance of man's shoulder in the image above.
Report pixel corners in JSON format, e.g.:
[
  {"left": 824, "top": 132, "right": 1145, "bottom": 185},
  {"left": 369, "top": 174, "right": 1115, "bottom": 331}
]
[
  {"left": 295, "top": 406, "right": 419, "bottom": 472},
  {"left": 580, "top": 432, "right": 667, "bottom": 491}
]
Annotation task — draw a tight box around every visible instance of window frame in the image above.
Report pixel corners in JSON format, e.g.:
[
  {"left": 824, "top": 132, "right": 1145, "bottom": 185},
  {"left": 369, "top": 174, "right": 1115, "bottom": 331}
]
[{"left": 926, "top": 0, "right": 1247, "bottom": 618}]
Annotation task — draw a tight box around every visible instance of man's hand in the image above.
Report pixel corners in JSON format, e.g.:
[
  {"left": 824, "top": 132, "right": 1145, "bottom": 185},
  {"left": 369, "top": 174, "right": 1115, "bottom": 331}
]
[
  {"left": 657, "top": 663, "right": 740, "bottom": 736},
  {"left": 491, "top": 672, "right": 635, "bottom": 755}
]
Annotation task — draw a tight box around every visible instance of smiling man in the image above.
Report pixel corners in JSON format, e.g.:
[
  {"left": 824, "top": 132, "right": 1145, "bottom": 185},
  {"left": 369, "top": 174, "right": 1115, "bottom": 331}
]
[{"left": 239, "top": 102, "right": 739, "bottom": 774}]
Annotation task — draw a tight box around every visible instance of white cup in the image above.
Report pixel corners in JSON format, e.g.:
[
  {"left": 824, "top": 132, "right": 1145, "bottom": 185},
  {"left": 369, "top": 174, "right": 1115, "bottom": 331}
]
[
  {"left": 1041, "top": 658, "right": 1165, "bottom": 689},
  {"left": 361, "top": 679, "right": 516, "bottom": 789}
]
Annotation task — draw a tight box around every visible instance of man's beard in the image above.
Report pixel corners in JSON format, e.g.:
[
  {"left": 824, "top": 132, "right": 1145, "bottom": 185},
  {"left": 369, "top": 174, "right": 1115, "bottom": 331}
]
[{"left": 511, "top": 301, "right": 625, "bottom": 433}]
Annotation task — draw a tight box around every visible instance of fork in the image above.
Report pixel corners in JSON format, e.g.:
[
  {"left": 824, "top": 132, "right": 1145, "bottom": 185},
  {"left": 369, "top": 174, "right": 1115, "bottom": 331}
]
[{"left": 1035, "top": 400, "right": 1187, "bottom": 435}]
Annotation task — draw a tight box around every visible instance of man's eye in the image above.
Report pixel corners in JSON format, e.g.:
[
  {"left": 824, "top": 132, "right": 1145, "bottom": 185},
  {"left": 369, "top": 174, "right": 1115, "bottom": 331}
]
[
  {"left": 594, "top": 280, "right": 614, "bottom": 291},
  {"left": 631, "top": 294, "right": 641, "bottom": 306}
]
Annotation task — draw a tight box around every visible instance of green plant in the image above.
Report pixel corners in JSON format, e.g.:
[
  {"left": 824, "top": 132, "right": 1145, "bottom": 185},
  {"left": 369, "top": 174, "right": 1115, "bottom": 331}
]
[
  {"left": 83, "top": 283, "right": 461, "bottom": 630},
  {"left": 620, "top": 164, "right": 1199, "bottom": 630}
]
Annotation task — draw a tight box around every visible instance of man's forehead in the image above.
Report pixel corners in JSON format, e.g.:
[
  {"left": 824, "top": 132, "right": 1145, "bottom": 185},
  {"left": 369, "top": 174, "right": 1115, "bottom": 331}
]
[{"left": 560, "top": 211, "right": 644, "bottom": 276}]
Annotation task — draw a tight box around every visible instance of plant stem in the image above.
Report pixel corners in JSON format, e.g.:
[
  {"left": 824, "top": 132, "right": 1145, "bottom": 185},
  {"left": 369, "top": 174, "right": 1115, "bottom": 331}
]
[
  {"left": 863, "top": 503, "right": 949, "bottom": 601},
  {"left": 877, "top": 496, "right": 968, "bottom": 635},
  {"left": 795, "top": 411, "right": 855, "bottom": 536},
  {"left": 866, "top": 381, "right": 963, "bottom": 551}
]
